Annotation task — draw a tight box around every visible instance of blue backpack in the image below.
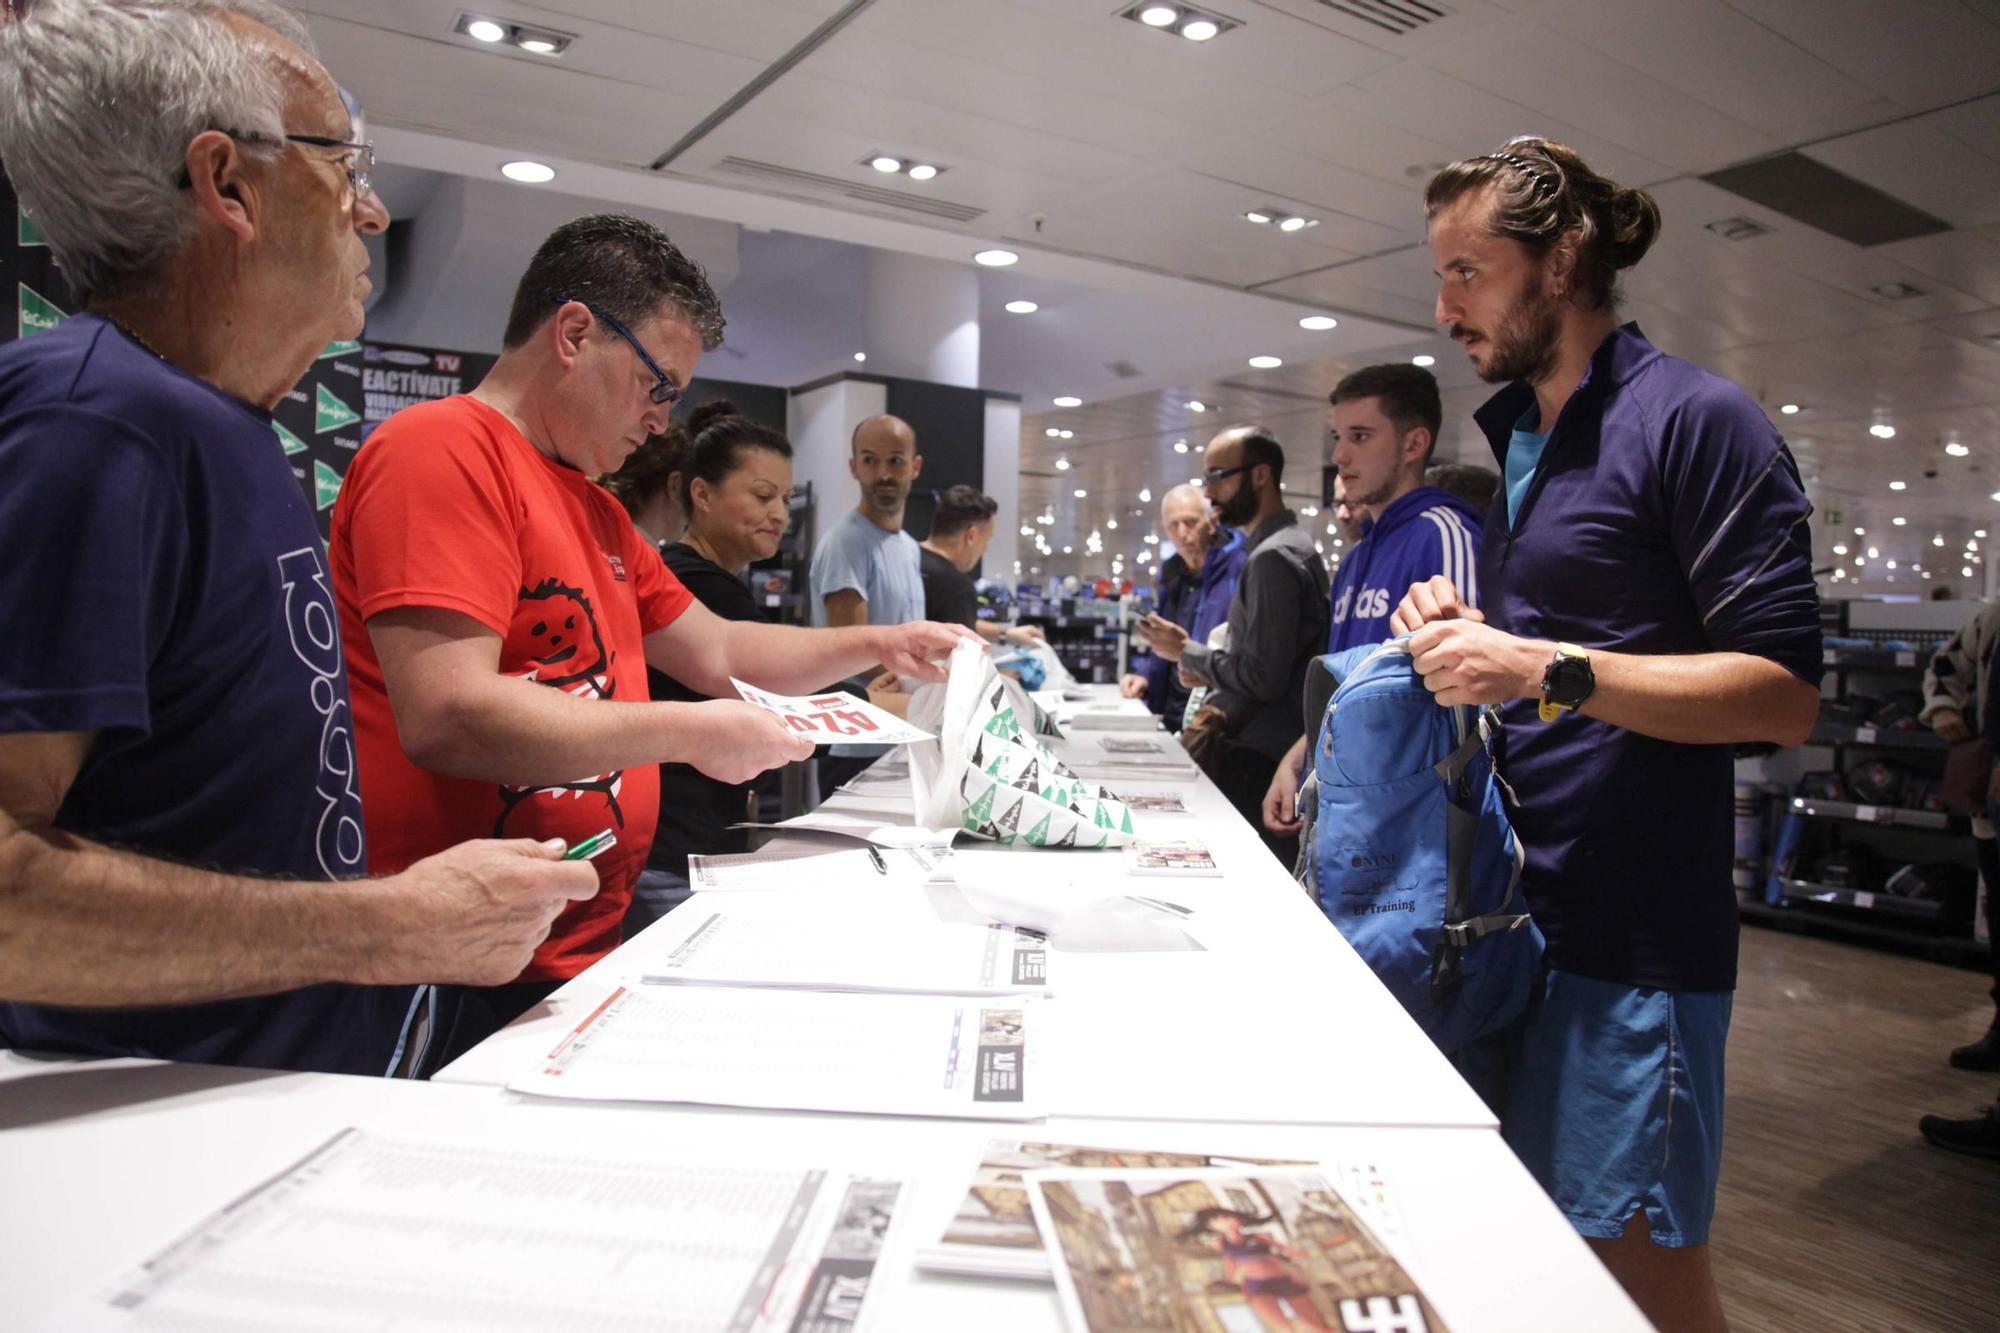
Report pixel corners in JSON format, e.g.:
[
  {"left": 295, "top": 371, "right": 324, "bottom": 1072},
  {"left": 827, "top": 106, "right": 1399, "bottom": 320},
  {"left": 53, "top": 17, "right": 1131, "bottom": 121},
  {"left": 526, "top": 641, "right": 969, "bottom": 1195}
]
[{"left": 1296, "top": 638, "right": 1543, "bottom": 1054}]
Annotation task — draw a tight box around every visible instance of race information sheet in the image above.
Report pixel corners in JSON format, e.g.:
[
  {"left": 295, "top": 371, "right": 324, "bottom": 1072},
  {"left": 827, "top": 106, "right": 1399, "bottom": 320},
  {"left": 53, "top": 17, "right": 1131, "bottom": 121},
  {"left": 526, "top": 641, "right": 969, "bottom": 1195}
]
[
  {"left": 509, "top": 986, "right": 1043, "bottom": 1121},
  {"left": 49, "top": 1128, "right": 905, "bottom": 1333}
]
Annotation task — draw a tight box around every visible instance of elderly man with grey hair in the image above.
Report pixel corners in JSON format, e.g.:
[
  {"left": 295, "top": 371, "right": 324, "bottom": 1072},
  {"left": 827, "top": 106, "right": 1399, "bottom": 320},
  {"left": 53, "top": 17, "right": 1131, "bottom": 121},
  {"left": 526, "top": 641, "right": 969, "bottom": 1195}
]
[
  {"left": 1120, "top": 483, "right": 1247, "bottom": 731},
  {"left": 0, "top": 0, "right": 600, "bottom": 1076}
]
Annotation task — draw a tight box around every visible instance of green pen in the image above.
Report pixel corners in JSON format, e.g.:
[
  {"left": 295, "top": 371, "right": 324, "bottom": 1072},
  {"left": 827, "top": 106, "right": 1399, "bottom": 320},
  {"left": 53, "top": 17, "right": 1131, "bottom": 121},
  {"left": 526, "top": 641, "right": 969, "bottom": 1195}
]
[{"left": 563, "top": 828, "right": 618, "bottom": 861}]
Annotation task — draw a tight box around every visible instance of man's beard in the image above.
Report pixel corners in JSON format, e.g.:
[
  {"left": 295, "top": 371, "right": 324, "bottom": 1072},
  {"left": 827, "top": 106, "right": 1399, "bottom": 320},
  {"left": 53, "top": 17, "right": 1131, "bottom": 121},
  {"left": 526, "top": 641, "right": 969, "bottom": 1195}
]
[
  {"left": 1462, "top": 268, "right": 1563, "bottom": 386},
  {"left": 866, "top": 482, "right": 905, "bottom": 513},
  {"left": 1216, "top": 484, "right": 1259, "bottom": 528}
]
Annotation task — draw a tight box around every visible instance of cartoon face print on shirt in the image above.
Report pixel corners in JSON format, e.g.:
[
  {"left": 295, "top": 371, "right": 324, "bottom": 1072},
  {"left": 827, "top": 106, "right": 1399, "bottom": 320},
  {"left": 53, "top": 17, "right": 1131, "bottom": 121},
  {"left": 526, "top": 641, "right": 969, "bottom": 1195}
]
[{"left": 495, "top": 575, "right": 624, "bottom": 837}]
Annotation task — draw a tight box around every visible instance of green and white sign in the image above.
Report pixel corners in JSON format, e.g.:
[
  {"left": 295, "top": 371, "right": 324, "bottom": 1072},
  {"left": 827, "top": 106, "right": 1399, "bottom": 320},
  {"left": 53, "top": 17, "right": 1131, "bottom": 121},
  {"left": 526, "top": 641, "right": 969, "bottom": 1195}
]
[{"left": 315, "top": 381, "right": 360, "bottom": 433}]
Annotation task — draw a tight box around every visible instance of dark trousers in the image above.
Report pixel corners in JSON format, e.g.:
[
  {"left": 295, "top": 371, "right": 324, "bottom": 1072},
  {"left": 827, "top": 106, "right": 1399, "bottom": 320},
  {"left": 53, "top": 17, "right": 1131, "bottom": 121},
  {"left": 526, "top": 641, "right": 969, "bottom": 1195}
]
[
  {"left": 1214, "top": 738, "right": 1299, "bottom": 872},
  {"left": 1978, "top": 834, "right": 2000, "bottom": 1011},
  {"left": 814, "top": 751, "right": 881, "bottom": 801},
  {"left": 422, "top": 978, "right": 562, "bottom": 1077}
]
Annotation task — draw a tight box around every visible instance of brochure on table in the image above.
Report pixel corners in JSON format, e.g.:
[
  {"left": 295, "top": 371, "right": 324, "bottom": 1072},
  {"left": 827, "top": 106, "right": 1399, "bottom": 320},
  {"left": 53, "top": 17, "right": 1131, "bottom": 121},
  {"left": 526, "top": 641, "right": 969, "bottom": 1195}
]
[
  {"left": 731, "top": 677, "right": 934, "bottom": 746},
  {"left": 509, "top": 985, "right": 1045, "bottom": 1121},
  {"left": 46, "top": 1127, "right": 906, "bottom": 1333},
  {"left": 1027, "top": 1165, "right": 1449, "bottom": 1333}
]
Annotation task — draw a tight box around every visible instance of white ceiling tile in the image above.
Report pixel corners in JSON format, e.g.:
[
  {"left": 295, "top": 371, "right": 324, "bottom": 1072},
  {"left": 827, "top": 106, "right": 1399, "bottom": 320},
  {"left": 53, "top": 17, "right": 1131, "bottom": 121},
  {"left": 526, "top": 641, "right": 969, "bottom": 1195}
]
[
  {"left": 1724, "top": 0, "right": 2000, "bottom": 110},
  {"left": 1253, "top": 98, "right": 1472, "bottom": 192},
  {"left": 1874, "top": 232, "right": 2000, "bottom": 307},
  {"left": 1421, "top": 21, "right": 1778, "bottom": 174},
  {"left": 1920, "top": 94, "right": 2000, "bottom": 172},
  {"left": 1805, "top": 122, "right": 2000, "bottom": 230},
  {"left": 1533, "top": 0, "right": 1890, "bottom": 144}
]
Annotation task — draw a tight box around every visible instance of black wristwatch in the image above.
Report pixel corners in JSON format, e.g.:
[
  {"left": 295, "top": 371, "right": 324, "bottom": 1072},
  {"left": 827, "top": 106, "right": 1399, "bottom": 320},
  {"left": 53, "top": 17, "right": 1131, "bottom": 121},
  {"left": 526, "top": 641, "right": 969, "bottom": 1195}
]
[{"left": 1538, "top": 642, "right": 1594, "bottom": 722}]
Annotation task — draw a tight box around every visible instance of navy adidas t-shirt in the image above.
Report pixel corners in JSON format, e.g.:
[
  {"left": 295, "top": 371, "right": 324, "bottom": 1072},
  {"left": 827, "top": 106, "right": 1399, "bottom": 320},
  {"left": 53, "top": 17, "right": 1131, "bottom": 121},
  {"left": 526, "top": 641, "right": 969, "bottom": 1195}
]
[{"left": 0, "top": 315, "right": 414, "bottom": 1074}]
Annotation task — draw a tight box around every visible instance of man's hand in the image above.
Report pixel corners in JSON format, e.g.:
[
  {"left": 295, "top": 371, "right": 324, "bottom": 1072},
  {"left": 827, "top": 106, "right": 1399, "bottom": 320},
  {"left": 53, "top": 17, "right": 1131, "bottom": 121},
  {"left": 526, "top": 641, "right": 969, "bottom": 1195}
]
[
  {"left": 872, "top": 621, "right": 981, "bottom": 683},
  {"left": 687, "top": 699, "right": 817, "bottom": 783},
  {"left": 1407, "top": 619, "right": 1549, "bottom": 708},
  {"left": 1389, "top": 576, "right": 1486, "bottom": 636},
  {"left": 1119, "top": 673, "right": 1149, "bottom": 699},
  {"left": 866, "top": 671, "right": 912, "bottom": 718},
  {"left": 1178, "top": 662, "right": 1206, "bottom": 690},
  {"left": 1136, "top": 613, "right": 1189, "bottom": 662},
  {"left": 376, "top": 838, "right": 600, "bottom": 986},
  {"left": 1003, "top": 624, "right": 1047, "bottom": 646},
  {"left": 1263, "top": 737, "right": 1307, "bottom": 835},
  {"left": 1931, "top": 707, "right": 1972, "bottom": 744}
]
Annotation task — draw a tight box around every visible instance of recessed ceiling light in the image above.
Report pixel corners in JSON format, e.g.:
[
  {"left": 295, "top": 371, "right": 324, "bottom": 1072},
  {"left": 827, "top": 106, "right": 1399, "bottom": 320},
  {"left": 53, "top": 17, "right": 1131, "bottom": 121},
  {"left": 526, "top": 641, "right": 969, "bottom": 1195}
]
[
  {"left": 1411, "top": 354, "right": 1435, "bottom": 367},
  {"left": 1181, "top": 18, "right": 1220, "bottom": 40},
  {"left": 1299, "top": 315, "right": 1338, "bottom": 331},
  {"left": 1186, "top": 400, "right": 1206, "bottom": 412},
  {"left": 870, "top": 155, "right": 903, "bottom": 174},
  {"left": 1139, "top": 4, "right": 1179, "bottom": 25},
  {"left": 1172, "top": 439, "right": 1189, "bottom": 453},
  {"left": 1020, "top": 525, "right": 1034, "bottom": 537},
  {"left": 1855, "top": 526, "right": 1865, "bottom": 534},
  {"left": 1833, "top": 544, "right": 1848, "bottom": 555},
  {"left": 906, "top": 163, "right": 938, "bottom": 181},
  {"left": 1005, "top": 300, "right": 1039, "bottom": 314},
  {"left": 1248, "top": 355, "right": 1282, "bottom": 369},
  {"left": 1780, "top": 403, "right": 1800, "bottom": 415},
  {"left": 1977, "top": 530, "right": 1987, "bottom": 538},
  {"left": 1870, "top": 423, "right": 1896, "bottom": 439},
  {"left": 517, "top": 36, "right": 557, "bottom": 53},
  {"left": 974, "top": 248, "right": 1019, "bottom": 267},
  {"left": 1867, "top": 547, "right": 1880, "bottom": 558},
  {"left": 1044, "top": 428, "right": 1061, "bottom": 438},
  {"left": 1107, "top": 518, "right": 1118, "bottom": 529},
  {"left": 1139, "top": 487, "right": 1152, "bottom": 502},
  {"left": 1946, "top": 442, "right": 1970, "bottom": 457},
  {"left": 1966, "top": 566, "right": 1978, "bottom": 577},
  {"left": 1871, "top": 281, "right": 1925, "bottom": 300},
  {"left": 466, "top": 18, "right": 506, "bottom": 42},
  {"left": 1074, "top": 488, "right": 1088, "bottom": 498},
  {"left": 1890, "top": 480, "right": 1906, "bottom": 490},
  {"left": 1893, "top": 516, "right": 1907, "bottom": 525},
  {"left": 1887, "top": 559, "right": 1898, "bottom": 569},
  {"left": 1053, "top": 395, "right": 1081, "bottom": 408},
  {"left": 1058, "top": 430, "right": 1073, "bottom": 439},
  {"left": 853, "top": 352, "right": 867, "bottom": 362},
  {"left": 1055, "top": 457, "right": 1070, "bottom": 471},
  {"left": 1244, "top": 211, "right": 1273, "bottom": 225},
  {"left": 1934, "top": 534, "right": 1945, "bottom": 546},
  {"left": 500, "top": 160, "right": 555, "bottom": 183},
  {"left": 1278, "top": 215, "right": 1309, "bottom": 232}
]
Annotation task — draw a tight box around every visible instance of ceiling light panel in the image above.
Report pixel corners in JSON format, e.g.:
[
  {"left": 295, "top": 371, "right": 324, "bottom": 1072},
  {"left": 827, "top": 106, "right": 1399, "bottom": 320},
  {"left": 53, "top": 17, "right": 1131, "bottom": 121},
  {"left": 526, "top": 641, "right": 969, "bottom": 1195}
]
[
  {"left": 1117, "top": 2, "right": 1242, "bottom": 42},
  {"left": 858, "top": 152, "right": 947, "bottom": 182},
  {"left": 453, "top": 12, "right": 573, "bottom": 55}
]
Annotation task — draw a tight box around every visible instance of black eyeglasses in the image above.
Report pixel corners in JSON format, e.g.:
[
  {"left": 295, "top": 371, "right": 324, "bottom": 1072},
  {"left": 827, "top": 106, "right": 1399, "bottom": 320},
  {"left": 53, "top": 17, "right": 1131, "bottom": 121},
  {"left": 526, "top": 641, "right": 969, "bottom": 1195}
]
[
  {"left": 1203, "top": 465, "right": 1248, "bottom": 485},
  {"left": 215, "top": 128, "right": 374, "bottom": 195},
  {"left": 560, "top": 298, "right": 684, "bottom": 406}
]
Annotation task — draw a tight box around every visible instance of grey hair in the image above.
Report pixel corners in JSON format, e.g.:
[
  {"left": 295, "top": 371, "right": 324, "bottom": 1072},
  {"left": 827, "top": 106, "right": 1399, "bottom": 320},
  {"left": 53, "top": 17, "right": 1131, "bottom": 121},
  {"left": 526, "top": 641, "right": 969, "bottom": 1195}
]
[{"left": 0, "top": 0, "right": 321, "bottom": 304}]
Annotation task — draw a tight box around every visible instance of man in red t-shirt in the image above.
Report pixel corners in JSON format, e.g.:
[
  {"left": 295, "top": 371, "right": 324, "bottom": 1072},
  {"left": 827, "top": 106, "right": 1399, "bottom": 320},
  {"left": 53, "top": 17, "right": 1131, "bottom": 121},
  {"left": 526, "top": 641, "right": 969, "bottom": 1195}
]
[{"left": 331, "top": 214, "right": 971, "bottom": 1058}]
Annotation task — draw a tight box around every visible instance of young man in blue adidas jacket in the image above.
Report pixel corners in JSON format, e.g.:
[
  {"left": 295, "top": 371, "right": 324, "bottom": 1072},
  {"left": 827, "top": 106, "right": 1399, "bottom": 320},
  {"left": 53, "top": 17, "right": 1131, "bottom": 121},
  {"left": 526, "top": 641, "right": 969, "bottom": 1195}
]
[
  {"left": 1394, "top": 140, "right": 1820, "bottom": 1333},
  {"left": 1261, "top": 363, "right": 1482, "bottom": 834}
]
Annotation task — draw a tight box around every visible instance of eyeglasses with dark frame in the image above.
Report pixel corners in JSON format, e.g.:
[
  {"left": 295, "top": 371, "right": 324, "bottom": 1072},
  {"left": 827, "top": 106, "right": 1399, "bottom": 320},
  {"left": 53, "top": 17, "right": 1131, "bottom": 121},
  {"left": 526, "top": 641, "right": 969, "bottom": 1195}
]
[
  {"left": 179, "top": 128, "right": 375, "bottom": 196},
  {"left": 1203, "top": 465, "right": 1249, "bottom": 485},
  {"left": 559, "top": 297, "right": 684, "bottom": 407}
]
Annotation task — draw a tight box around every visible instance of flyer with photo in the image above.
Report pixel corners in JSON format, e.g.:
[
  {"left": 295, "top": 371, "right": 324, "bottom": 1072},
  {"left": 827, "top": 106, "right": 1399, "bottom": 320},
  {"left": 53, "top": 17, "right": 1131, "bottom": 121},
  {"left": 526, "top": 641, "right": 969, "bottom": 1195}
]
[
  {"left": 731, "top": 678, "right": 934, "bottom": 745},
  {"left": 1125, "top": 840, "right": 1221, "bottom": 877},
  {"left": 916, "top": 1141, "right": 1308, "bottom": 1280},
  {"left": 1027, "top": 1167, "right": 1449, "bottom": 1333},
  {"left": 1100, "top": 735, "right": 1168, "bottom": 754}
]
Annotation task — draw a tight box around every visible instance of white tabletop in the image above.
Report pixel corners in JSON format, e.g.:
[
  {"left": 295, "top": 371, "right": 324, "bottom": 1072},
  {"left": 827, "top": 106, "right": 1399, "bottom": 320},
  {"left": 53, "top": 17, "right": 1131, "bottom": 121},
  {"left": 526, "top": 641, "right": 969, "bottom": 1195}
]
[
  {"left": 0, "top": 1055, "right": 1648, "bottom": 1332},
  {"left": 438, "top": 710, "right": 1497, "bottom": 1130}
]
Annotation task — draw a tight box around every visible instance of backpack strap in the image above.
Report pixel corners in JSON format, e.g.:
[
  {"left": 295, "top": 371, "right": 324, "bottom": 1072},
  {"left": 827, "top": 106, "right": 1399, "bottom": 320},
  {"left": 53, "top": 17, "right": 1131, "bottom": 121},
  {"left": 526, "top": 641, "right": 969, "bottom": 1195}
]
[{"left": 1429, "top": 705, "right": 1532, "bottom": 1006}]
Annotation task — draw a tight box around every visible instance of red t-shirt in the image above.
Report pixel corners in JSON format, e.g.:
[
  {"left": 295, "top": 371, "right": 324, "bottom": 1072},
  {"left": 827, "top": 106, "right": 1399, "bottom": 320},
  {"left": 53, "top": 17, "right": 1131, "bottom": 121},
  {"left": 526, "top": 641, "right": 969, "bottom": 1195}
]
[{"left": 330, "top": 395, "right": 692, "bottom": 981}]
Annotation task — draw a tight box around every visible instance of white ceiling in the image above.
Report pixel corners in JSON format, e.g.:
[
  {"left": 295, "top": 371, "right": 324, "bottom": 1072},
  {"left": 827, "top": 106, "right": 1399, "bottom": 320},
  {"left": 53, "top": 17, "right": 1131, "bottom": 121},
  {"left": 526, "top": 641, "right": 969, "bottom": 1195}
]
[{"left": 300, "top": 0, "right": 2000, "bottom": 592}]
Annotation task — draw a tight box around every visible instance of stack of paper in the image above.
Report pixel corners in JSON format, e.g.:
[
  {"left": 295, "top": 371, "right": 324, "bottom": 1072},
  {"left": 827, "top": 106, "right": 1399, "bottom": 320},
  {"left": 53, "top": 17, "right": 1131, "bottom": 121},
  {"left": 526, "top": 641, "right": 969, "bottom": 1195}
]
[{"left": 51, "top": 1128, "right": 906, "bottom": 1332}]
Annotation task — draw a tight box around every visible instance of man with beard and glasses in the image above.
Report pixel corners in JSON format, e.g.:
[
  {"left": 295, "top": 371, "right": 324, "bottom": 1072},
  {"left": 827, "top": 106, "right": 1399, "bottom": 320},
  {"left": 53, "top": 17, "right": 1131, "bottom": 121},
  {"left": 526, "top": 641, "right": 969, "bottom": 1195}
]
[
  {"left": 810, "top": 414, "right": 929, "bottom": 792},
  {"left": 1261, "top": 362, "right": 1481, "bottom": 839},
  {"left": 1136, "top": 427, "right": 1327, "bottom": 866},
  {"left": 1389, "top": 138, "right": 1820, "bottom": 1333}
]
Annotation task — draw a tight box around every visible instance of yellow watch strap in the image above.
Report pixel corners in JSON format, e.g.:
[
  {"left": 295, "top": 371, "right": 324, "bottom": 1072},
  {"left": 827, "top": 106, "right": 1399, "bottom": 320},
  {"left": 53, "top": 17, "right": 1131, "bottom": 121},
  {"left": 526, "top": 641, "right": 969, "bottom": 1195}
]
[{"left": 1538, "top": 643, "right": 1586, "bottom": 723}]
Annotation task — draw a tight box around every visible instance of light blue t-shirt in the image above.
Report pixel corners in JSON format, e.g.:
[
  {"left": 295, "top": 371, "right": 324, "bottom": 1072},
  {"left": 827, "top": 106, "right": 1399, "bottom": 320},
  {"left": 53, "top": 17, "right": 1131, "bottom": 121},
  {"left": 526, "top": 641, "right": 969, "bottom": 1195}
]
[
  {"left": 1505, "top": 407, "right": 1551, "bottom": 528},
  {"left": 810, "top": 507, "right": 925, "bottom": 757}
]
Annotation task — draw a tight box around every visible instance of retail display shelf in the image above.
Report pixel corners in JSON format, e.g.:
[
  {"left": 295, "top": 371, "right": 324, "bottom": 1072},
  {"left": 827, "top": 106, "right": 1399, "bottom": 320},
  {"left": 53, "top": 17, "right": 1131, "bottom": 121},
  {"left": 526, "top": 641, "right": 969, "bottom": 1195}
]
[
  {"left": 1807, "top": 721, "right": 1950, "bottom": 753},
  {"left": 1778, "top": 878, "right": 1942, "bottom": 921},
  {"left": 1787, "top": 796, "right": 1956, "bottom": 831},
  {"left": 1821, "top": 647, "right": 1924, "bottom": 670},
  {"left": 1740, "top": 898, "right": 1992, "bottom": 966}
]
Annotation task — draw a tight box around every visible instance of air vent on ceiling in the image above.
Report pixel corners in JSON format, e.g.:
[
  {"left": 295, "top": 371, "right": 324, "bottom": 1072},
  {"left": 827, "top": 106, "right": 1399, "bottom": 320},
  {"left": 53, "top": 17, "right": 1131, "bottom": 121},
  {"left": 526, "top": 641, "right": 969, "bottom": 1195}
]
[
  {"left": 1704, "top": 216, "right": 1773, "bottom": 242},
  {"left": 1701, "top": 152, "right": 1949, "bottom": 248},
  {"left": 712, "top": 157, "right": 987, "bottom": 224},
  {"left": 1105, "top": 360, "right": 1144, "bottom": 379},
  {"left": 1314, "top": 0, "right": 1449, "bottom": 37}
]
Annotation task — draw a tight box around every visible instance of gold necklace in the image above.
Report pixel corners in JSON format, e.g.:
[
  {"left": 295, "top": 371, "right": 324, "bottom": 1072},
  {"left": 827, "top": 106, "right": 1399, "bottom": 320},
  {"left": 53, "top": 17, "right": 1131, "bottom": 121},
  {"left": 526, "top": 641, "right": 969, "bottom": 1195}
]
[{"left": 106, "top": 315, "right": 167, "bottom": 362}]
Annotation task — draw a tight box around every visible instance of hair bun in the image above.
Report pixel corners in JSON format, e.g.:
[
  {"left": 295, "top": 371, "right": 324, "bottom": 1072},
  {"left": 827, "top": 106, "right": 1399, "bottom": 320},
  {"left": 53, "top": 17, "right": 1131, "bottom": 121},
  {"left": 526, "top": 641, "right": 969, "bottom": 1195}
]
[
  {"left": 1605, "top": 186, "right": 1661, "bottom": 270},
  {"left": 685, "top": 397, "right": 738, "bottom": 435}
]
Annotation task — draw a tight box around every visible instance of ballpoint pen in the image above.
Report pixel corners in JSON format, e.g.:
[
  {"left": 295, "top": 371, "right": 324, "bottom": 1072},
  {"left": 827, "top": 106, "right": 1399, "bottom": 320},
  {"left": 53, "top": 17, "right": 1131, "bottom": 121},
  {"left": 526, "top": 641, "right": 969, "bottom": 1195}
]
[
  {"left": 866, "top": 846, "right": 888, "bottom": 875},
  {"left": 564, "top": 829, "right": 618, "bottom": 861}
]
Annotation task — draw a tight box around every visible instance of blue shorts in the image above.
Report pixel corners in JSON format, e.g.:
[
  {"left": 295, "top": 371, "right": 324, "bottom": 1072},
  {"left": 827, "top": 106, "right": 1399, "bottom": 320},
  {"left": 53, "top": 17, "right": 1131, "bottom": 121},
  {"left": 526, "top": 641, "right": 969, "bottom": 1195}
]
[{"left": 1502, "top": 968, "right": 1733, "bottom": 1247}]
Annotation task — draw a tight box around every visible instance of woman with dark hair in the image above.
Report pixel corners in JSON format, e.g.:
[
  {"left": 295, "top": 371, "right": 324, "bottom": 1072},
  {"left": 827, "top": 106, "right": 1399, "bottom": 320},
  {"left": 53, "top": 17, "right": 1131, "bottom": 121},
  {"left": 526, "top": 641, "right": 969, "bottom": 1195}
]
[
  {"left": 601, "top": 423, "right": 689, "bottom": 547},
  {"left": 623, "top": 399, "right": 796, "bottom": 936},
  {"left": 1180, "top": 1208, "right": 1332, "bottom": 1332}
]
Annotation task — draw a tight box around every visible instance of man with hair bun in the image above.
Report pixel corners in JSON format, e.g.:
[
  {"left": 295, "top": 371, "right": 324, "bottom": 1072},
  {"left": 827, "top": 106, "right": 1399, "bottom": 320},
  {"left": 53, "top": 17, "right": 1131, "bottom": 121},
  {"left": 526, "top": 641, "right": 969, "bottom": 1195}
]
[
  {"left": 1392, "top": 138, "right": 1822, "bottom": 1331},
  {"left": 331, "top": 215, "right": 973, "bottom": 1059}
]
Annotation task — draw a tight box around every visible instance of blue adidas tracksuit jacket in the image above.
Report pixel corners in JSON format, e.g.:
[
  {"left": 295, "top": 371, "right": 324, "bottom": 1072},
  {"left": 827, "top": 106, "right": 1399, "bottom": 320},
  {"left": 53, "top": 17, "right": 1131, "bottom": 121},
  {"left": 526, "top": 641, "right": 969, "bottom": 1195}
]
[{"left": 1327, "top": 485, "right": 1484, "bottom": 652}]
